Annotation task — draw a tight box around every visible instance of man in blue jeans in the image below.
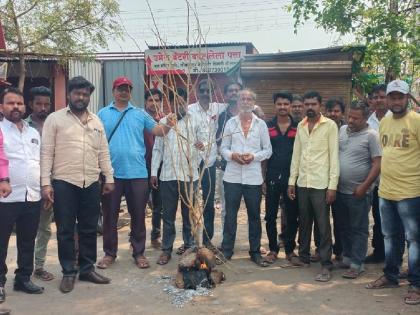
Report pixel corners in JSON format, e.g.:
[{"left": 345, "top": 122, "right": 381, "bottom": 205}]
[
  {"left": 366, "top": 80, "right": 420, "bottom": 305},
  {"left": 335, "top": 101, "right": 381, "bottom": 279}
]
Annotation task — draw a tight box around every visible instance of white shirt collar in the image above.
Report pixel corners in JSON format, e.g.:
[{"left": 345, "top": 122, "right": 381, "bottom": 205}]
[{"left": 2, "top": 118, "right": 29, "bottom": 131}]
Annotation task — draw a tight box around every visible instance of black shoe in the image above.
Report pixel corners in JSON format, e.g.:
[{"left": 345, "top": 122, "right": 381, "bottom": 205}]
[
  {"left": 0, "top": 286, "right": 5, "bottom": 303},
  {"left": 60, "top": 276, "right": 76, "bottom": 293},
  {"left": 365, "top": 254, "right": 384, "bottom": 264},
  {"left": 13, "top": 280, "right": 44, "bottom": 294},
  {"left": 250, "top": 255, "right": 269, "bottom": 268},
  {"left": 79, "top": 271, "right": 110, "bottom": 284}
]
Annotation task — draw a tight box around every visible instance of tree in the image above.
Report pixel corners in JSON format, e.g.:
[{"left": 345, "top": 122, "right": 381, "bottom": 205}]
[
  {"left": 289, "top": 0, "right": 419, "bottom": 85},
  {"left": 0, "top": 0, "right": 121, "bottom": 90}
]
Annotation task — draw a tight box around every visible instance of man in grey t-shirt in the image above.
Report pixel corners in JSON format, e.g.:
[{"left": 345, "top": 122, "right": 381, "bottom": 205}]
[{"left": 336, "top": 101, "right": 381, "bottom": 279}]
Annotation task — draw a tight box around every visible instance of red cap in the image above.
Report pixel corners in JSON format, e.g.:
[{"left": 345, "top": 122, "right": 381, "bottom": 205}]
[{"left": 112, "top": 76, "right": 133, "bottom": 89}]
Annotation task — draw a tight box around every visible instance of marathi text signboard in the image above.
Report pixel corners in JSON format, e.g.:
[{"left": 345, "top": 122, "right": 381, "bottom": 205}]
[{"left": 145, "top": 46, "right": 246, "bottom": 75}]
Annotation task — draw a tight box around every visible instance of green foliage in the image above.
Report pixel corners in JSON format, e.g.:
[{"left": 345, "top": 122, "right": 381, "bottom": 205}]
[
  {"left": 289, "top": 0, "right": 419, "bottom": 91},
  {"left": 1, "top": 0, "right": 121, "bottom": 57}
]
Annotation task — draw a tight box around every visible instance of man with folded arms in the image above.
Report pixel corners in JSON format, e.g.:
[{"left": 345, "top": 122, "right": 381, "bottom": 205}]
[{"left": 220, "top": 89, "right": 272, "bottom": 267}]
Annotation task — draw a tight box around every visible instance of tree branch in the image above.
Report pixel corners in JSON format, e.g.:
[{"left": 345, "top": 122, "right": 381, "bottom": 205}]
[
  {"left": 23, "top": 11, "right": 109, "bottom": 49},
  {"left": 7, "top": 0, "right": 24, "bottom": 52},
  {"left": 16, "top": 0, "right": 41, "bottom": 19}
]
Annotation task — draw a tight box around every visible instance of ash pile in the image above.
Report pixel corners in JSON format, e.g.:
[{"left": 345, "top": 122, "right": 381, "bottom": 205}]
[{"left": 175, "top": 247, "right": 225, "bottom": 290}]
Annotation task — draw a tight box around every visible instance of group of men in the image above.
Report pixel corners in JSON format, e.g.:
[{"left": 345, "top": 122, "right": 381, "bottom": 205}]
[{"left": 0, "top": 75, "right": 418, "bottom": 308}]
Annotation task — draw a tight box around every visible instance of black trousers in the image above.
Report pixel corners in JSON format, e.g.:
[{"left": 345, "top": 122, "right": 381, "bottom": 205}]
[
  {"left": 150, "top": 184, "right": 163, "bottom": 241},
  {"left": 0, "top": 201, "right": 41, "bottom": 285},
  {"left": 53, "top": 180, "right": 100, "bottom": 276},
  {"left": 371, "top": 186, "right": 385, "bottom": 258},
  {"left": 265, "top": 180, "right": 298, "bottom": 254},
  {"left": 201, "top": 163, "right": 216, "bottom": 246},
  {"left": 222, "top": 182, "right": 262, "bottom": 259}
]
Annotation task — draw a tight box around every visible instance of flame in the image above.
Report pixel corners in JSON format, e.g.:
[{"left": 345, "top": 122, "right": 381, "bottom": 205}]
[{"left": 200, "top": 262, "right": 208, "bottom": 270}]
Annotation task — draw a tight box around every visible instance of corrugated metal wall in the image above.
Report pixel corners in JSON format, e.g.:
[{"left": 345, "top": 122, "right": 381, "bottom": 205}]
[
  {"left": 103, "top": 60, "right": 145, "bottom": 107},
  {"left": 69, "top": 60, "right": 104, "bottom": 113}
]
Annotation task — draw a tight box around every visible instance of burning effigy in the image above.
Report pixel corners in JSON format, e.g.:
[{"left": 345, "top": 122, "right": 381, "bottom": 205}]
[{"left": 175, "top": 247, "right": 225, "bottom": 290}]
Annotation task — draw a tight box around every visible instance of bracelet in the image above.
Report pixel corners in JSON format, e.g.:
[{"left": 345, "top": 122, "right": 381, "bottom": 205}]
[{"left": 0, "top": 177, "right": 10, "bottom": 183}]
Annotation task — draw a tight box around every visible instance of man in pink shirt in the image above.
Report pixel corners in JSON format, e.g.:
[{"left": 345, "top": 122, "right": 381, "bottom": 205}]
[{"left": 0, "top": 127, "right": 11, "bottom": 306}]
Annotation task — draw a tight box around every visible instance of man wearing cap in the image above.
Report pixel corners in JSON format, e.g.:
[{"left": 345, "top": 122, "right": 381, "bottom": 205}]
[
  {"left": 366, "top": 80, "right": 420, "bottom": 305},
  {"left": 97, "top": 77, "right": 175, "bottom": 269}
]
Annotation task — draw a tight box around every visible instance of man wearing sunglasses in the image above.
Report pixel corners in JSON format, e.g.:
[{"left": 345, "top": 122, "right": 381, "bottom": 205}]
[
  {"left": 97, "top": 77, "right": 175, "bottom": 270},
  {"left": 188, "top": 79, "right": 227, "bottom": 251}
]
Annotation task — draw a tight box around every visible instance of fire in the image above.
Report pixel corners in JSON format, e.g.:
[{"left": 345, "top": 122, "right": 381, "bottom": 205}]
[{"left": 200, "top": 262, "right": 208, "bottom": 270}]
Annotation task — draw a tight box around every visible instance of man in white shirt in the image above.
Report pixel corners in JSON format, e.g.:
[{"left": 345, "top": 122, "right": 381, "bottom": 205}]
[
  {"left": 151, "top": 88, "right": 204, "bottom": 265},
  {"left": 215, "top": 82, "right": 266, "bottom": 239},
  {"left": 220, "top": 89, "right": 272, "bottom": 266},
  {"left": 189, "top": 79, "right": 226, "bottom": 250},
  {"left": 365, "top": 84, "right": 391, "bottom": 264},
  {"left": 0, "top": 88, "right": 44, "bottom": 299}
]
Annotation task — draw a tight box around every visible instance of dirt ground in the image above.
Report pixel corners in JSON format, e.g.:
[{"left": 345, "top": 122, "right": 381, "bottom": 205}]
[{"left": 2, "top": 200, "right": 419, "bottom": 315}]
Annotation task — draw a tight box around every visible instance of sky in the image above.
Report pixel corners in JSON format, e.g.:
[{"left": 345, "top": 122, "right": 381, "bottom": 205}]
[{"left": 107, "top": 0, "right": 355, "bottom": 54}]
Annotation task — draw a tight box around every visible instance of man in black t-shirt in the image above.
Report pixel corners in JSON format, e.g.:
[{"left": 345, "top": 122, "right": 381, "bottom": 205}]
[{"left": 264, "top": 91, "right": 299, "bottom": 263}]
